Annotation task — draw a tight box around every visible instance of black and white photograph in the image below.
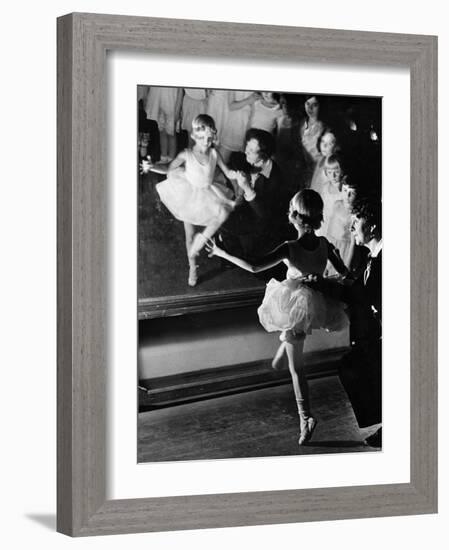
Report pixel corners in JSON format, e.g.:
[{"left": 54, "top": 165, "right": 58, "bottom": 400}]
[{"left": 137, "top": 85, "right": 382, "bottom": 462}]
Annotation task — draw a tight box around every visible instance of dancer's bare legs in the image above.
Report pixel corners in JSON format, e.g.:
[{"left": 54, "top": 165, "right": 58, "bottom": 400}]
[
  {"left": 283, "top": 331, "right": 317, "bottom": 445},
  {"left": 188, "top": 207, "right": 230, "bottom": 259},
  {"left": 272, "top": 341, "right": 287, "bottom": 370},
  {"left": 167, "top": 133, "right": 176, "bottom": 161},
  {"left": 183, "top": 222, "right": 198, "bottom": 286},
  {"left": 159, "top": 130, "right": 168, "bottom": 161}
]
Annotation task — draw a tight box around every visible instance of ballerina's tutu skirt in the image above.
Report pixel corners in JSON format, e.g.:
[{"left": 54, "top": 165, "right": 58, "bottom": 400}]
[
  {"left": 156, "top": 168, "right": 233, "bottom": 226},
  {"left": 257, "top": 277, "right": 348, "bottom": 335}
]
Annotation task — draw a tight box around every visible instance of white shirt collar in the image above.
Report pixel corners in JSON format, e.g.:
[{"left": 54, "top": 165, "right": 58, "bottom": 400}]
[
  {"left": 260, "top": 158, "right": 273, "bottom": 179},
  {"left": 370, "top": 239, "right": 383, "bottom": 258}
]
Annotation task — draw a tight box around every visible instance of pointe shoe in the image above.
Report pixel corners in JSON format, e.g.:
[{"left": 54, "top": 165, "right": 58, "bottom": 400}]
[
  {"left": 189, "top": 233, "right": 207, "bottom": 258},
  {"left": 298, "top": 417, "right": 317, "bottom": 446},
  {"left": 188, "top": 264, "right": 198, "bottom": 287}
]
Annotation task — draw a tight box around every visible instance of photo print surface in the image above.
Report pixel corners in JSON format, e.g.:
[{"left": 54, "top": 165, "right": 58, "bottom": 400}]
[{"left": 137, "top": 86, "right": 382, "bottom": 463}]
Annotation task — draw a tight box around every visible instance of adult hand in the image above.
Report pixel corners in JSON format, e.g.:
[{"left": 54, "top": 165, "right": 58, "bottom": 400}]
[
  {"left": 300, "top": 273, "right": 326, "bottom": 291},
  {"left": 235, "top": 171, "right": 252, "bottom": 194},
  {"left": 302, "top": 274, "right": 346, "bottom": 302},
  {"left": 300, "top": 273, "right": 320, "bottom": 283}
]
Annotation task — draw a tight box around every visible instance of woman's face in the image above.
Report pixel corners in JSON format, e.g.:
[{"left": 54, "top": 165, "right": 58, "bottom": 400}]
[
  {"left": 245, "top": 138, "right": 264, "bottom": 167},
  {"left": 304, "top": 96, "right": 319, "bottom": 119},
  {"left": 325, "top": 163, "right": 342, "bottom": 187},
  {"left": 342, "top": 183, "right": 357, "bottom": 206},
  {"left": 320, "top": 132, "right": 337, "bottom": 157}
]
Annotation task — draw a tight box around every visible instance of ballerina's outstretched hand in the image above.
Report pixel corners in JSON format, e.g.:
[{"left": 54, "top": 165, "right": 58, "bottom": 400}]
[
  {"left": 139, "top": 155, "right": 153, "bottom": 175},
  {"left": 139, "top": 155, "right": 169, "bottom": 175}
]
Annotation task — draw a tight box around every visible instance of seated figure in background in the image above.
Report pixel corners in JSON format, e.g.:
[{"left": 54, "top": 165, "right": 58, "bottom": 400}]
[{"left": 217, "top": 128, "right": 293, "bottom": 275}]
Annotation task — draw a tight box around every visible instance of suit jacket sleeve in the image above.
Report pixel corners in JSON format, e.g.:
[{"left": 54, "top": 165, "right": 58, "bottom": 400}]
[{"left": 247, "top": 162, "right": 283, "bottom": 222}]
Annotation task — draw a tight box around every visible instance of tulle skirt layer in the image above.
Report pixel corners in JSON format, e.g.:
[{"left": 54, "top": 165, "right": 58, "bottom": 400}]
[
  {"left": 156, "top": 169, "right": 233, "bottom": 226},
  {"left": 257, "top": 277, "right": 348, "bottom": 335}
]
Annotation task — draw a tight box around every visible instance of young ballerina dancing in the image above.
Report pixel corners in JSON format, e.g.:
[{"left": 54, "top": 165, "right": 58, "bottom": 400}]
[
  {"left": 207, "top": 189, "right": 349, "bottom": 445},
  {"left": 141, "top": 114, "right": 238, "bottom": 286}
]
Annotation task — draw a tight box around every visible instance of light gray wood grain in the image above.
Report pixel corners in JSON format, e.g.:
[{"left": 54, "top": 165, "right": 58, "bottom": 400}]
[{"left": 57, "top": 12, "right": 438, "bottom": 536}]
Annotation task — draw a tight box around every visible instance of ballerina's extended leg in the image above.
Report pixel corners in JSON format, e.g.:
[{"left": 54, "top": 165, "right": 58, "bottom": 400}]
[
  {"left": 188, "top": 232, "right": 208, "bottom": 259},
  {"left": 284, "top": 332, "right": 317, "bottom": 446},
  {"left": 188, "top": 259, "right": 198, "bottom": 287},
  {"left": 184, "top": 222, "right": 198, "bottom": 286}
]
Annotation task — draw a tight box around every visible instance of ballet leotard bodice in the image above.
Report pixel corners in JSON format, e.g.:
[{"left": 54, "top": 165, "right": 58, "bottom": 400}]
[
  {"left": 184, "top": 149, "right": 217, "bottom": 189},
  {"left": 284, "top": 237, "right": 328, "bottom": 279}
]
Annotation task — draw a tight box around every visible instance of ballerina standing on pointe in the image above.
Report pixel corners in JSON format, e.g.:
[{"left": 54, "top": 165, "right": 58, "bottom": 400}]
[{"left": 207, "top": 189, "right": 350, "bottom": 445}]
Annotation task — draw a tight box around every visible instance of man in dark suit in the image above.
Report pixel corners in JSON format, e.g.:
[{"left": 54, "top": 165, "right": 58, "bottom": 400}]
[
  {"left": 217, "top": 128, "right": 291, "bottom": 265},
  {"left": 340, "top": 196, "right": 382, "bottom": 446},
  {"left": 306, "top": 194, "right": 382, "bottom": 446}
]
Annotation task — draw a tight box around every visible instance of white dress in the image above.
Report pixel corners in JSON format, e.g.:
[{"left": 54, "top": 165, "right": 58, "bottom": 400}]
[
  {"left": 319, "top": 182, "right": 343, "bottom": 236},
  {"left": 324, "top": 196, "right": 355, "bottom": 275},
  {"left": 257, "top": 238, "right": 348, "bottom": 335},
  {"left": 206, "top": 90, "right": 229, "bottom": 144},
  {"left": 181, "top": 88, "right": 207, "bottom": 131},
  {"left": 145, "top": 87, "right": 179, "bottom": 121},
  {"left": 220, "top": 90, "right": 253, "bottom": 152},
  {"left": 249, "top": 100, "right": 283, "bottom": 133},
  {"left": 300, "top": 119, "right": 324, "bottom": 164},
  {"left": 156, "top": 148, "right": 233, "bottom": 226},
  {"left": 309, "top": 157, "right": 327, "bottom": 195}
]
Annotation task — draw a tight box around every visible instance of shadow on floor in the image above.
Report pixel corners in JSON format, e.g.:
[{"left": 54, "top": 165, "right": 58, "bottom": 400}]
[
  {"left": 25, "top": 514, "right": 56, "bottom": 531},
  {"left": 138, "top": 375, "right": 378, "bottom": 463}
]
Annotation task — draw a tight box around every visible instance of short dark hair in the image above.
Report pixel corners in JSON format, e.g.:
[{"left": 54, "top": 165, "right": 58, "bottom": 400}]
[
  {"left": 316, "top": 127, "right": 339, "bottom": 155},
  {"left": 351, "top": 195, "right": 382, "bottom": 239},
  {"left": 245, "top": 128, "right": 275, "bottom": 160}
]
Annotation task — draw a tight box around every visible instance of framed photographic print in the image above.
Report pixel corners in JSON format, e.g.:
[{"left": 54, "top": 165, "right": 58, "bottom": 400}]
[
  {"left": 136, "top": 86, "right": 382, "bottom": 461},
  {"left": 57, "top": 13, "right": 437, "bottom": 536}
]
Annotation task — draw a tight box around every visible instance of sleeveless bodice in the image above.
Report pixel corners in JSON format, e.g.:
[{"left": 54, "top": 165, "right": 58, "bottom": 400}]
[
  {"left": 284, "top": 237, "right": 328, "bottom": 279},
  {"left": 184, "top": 149, "right": 217, "bottom": 189}
]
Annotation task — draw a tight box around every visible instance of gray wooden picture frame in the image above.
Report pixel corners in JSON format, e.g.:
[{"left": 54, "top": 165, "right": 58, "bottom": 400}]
[{"left": 57, "top": 12, "right": 438, "bottom": 537}]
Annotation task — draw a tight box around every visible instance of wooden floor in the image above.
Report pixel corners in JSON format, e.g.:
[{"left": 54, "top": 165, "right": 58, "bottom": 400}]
[{"left": 138, "top": 374, "right": 379, "bottom": 463}]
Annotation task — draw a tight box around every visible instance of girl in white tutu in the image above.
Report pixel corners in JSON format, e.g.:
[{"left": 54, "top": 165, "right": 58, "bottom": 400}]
[
  {"left": 141, "top": 114, "right": 238, "bottom": 287},
  {"left": 207, "top": 189, "right": 349, "bottom": 445}
]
